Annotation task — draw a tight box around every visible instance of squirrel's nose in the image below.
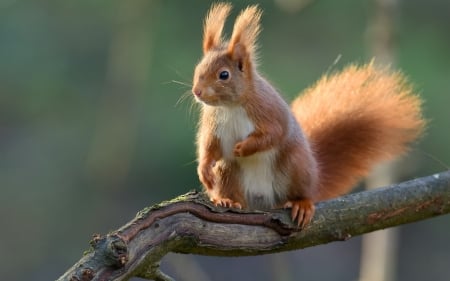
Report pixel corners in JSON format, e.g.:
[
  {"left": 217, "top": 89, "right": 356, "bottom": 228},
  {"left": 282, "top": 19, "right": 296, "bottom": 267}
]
[{"left": 193, "top": 88, "right": 202, "bottom": 97}]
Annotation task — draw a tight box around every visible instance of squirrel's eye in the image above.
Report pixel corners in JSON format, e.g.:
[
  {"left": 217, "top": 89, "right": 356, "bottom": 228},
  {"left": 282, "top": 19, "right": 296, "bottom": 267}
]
[{"left": 218, "top": 70, "right": 230, "bottom": 80}]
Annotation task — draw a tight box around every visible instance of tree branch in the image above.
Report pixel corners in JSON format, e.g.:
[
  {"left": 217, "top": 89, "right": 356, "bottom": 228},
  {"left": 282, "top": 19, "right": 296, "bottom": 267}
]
[{"left": 57, "top": 171, "right": 450, "bottom": 281}]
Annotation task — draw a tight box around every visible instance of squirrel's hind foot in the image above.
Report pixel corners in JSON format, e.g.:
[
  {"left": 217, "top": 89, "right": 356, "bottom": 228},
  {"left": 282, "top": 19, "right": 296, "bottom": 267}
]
[{"left": 284, "top": 199, "right": 315, "bottom": 228}]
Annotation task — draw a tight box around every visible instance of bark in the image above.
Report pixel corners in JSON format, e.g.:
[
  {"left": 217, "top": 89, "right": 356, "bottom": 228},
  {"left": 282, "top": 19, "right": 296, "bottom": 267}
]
[{"left": 57, "top": 170, "right": 450, "bottom": 281}]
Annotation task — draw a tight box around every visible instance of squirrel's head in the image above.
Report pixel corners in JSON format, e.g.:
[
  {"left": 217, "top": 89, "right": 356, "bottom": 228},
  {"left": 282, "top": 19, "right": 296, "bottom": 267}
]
[{"left": 192, "top": 3, "right": 262, "bottom": 106}]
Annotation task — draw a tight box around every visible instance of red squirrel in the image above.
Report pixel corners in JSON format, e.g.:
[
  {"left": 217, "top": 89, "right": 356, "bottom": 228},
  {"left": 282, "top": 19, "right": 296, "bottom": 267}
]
[{"left": 192, "top": 3, "right": 425, "bottom": 227}]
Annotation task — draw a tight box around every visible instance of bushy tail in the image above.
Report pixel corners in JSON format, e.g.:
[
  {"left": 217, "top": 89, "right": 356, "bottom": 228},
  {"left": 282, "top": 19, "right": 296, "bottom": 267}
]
[{"left": 291, "top": 63, "right": 425, "bottom": 200}]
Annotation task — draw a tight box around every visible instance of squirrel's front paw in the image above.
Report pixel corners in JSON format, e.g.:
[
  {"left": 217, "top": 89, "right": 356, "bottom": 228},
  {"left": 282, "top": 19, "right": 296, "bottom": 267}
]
[
  {"left": 211, "top": 197, "right": 243, "bottom": 209},
  {"left": 233, "top": 141, "right": 255, "bottom": 157},
  {"left": 233, "top": 142, "right": 245, "bottom": 157}
]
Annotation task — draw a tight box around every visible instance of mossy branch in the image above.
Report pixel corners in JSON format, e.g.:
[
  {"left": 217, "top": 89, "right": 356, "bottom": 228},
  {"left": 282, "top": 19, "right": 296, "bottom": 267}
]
[{"left": 57, "top": 171, "right": 450, "bottom": 281}]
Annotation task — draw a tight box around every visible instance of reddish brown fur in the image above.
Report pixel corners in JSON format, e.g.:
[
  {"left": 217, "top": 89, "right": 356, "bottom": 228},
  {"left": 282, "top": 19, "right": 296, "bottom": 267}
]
[
  {"left": 228, "top": 5, "right": 262, "bottom": 61},
  {"left": 292, "top": 63, "right": 425, "bottom": 200},
  {"left": 212, "top": 160, "right": 245, "bottom": 208},
  {"left": 202, "top": 3, "right": 231, "bottom": 54},
  {"left": 192, "top": 4, "right": 424, "bottom": 227}
]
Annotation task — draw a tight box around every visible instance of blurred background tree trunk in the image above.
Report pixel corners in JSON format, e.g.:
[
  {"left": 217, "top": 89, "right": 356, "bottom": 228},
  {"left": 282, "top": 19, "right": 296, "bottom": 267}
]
[
  {"left": 86, "top": 0, "right": 155, "bottom": 189},
  {"left": 360, "top": 0, "right": 399, "bottom": 280}
]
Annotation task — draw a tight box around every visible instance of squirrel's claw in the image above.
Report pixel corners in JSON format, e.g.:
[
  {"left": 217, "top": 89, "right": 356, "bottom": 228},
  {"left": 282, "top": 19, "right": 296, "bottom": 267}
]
[
  {"left": 284, "top": 199, "right": 315, "bottom": 228},
  {"left": 212, "top": 197, "right": 242, "bottom": 209}
]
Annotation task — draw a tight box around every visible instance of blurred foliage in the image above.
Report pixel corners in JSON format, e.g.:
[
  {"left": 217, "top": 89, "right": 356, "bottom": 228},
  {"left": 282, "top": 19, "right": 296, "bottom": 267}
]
[{"left": 0, "top": 0, "right": 449, "bottom": 280}]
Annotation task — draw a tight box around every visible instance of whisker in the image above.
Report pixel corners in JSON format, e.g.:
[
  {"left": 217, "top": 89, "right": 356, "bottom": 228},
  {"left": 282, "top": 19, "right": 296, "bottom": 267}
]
[
  {"left": 420, "top": 150, "right": 450, "bottom": 170},
  {"left": 182, "top": 158, "right": 198, "bottom": 167},
  {"left": 171, "top": 80, "right": 192, "bottom": 87},
  {"left": 161, "top": 80, "right": 192, "bottom": 89},
  {"left": 175, "top": 90, "right": 193, "bottom": 107},
  {"left": 325, "top": 54, "right": 342, "bottom": 75},
  {"left": 188, "top": 98, "right": 199, "bottom": 117},
  {"left": 168, "top": 66, "right": 192, "bottom": 83}
]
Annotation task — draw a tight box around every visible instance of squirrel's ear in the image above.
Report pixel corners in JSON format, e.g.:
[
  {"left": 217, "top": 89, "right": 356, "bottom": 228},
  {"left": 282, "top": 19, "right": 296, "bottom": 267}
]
[
  {"left": 228, "top": 5, "right": 262, "bottom": 71},
  {"left": 203, "top": 3, "right": 232, "bottom": 54}
]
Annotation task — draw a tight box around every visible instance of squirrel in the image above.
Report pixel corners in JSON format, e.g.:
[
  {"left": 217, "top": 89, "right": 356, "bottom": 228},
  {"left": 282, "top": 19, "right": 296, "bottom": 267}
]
[{"left": 191, "top": 3, "right": 425, "bottom": 227}]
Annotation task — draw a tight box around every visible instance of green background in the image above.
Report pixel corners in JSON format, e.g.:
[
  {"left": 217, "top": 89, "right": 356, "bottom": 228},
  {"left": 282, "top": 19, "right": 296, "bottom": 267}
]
[{"left": 1, "top": 0, "right": 449, "bottom": 280}]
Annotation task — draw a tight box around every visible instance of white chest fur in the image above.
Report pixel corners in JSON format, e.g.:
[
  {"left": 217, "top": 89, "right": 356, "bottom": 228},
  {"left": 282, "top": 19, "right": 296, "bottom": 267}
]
[
  {"left": 214, "top": 106, "right": 279, "bottom": 209},
  {"left": 215, "top": 106, "right": 254, "bottom": 159}
]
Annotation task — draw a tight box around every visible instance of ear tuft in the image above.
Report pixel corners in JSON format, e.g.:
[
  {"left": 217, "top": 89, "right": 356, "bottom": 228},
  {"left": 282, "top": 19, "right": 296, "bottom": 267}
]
[
  {"left": 203, "top": 3, "right": 232, "bottom": 54},
  {"left": 228, "top": 5, "right": 262, "bottom": 63}
]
